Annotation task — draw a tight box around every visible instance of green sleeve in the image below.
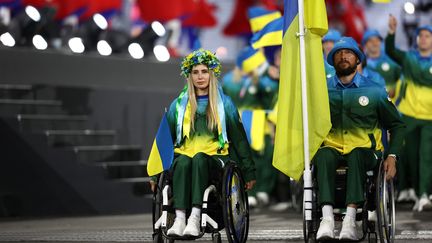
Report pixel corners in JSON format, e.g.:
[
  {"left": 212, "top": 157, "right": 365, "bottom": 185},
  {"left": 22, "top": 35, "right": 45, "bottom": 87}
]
[
  {"left": 377, "top": 91, "right": 406, "bottom": 156},
  {"left": 224, "top": 97, "right": 256, "bottom": 182},
  {"left": 385, "top": 34, "right": 406, "bottom": 66}
]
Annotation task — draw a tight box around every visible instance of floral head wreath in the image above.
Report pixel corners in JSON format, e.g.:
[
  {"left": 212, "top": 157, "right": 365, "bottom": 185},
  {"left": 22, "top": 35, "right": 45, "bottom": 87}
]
[{"left": 180, "top": 49, "right": 221, "bottom": 78}]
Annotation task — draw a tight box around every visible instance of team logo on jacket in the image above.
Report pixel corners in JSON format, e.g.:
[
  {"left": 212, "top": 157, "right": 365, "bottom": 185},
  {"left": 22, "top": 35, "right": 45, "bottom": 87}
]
[
  {"left": 381, "top": 62, "right": 390, "bottom": 72},
  {"left": 359, "top": 96, "right": 369, "bottom": 106}
]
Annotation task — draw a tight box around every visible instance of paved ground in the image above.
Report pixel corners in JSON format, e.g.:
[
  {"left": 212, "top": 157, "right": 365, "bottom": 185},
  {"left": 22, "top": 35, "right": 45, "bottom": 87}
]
[{"left": 0, "top": 204, "right": 431, "bottom": 242}]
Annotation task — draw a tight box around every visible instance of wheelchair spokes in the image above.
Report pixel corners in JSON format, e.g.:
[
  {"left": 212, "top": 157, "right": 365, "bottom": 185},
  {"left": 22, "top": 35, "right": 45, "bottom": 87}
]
[{"left": 223, "top": 163, "right": 249, "bottom": 243}]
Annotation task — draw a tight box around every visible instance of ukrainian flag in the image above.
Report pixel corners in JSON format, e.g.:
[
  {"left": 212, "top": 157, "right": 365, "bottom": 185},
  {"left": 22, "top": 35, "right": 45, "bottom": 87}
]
[
  {"left": 248, "top": 7, "right": 281, "bottom": 33},
  {"left": 147, "top": 113, "right": 174, "bottom": 176},
  {"left": 250, "top": 17, "right": 283, "bottom": 49},
  {"left": 372, "top": 0, "right": 391, "bottom": 3},
  {"left": 272, "top": 0, "right": 331, "bottom": 180},
  {"left": 241, "top": 110, "right": 266, "bottom": 151}
]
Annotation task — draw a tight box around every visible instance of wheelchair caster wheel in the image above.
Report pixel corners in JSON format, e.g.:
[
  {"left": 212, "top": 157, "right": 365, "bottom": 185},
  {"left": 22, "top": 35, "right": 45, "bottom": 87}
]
[
  {"left": 212, "top": 232, "right": 222, "bottom": 243},
  {"left": 368, "top": 232, "right": 378, "bottom": 243}
]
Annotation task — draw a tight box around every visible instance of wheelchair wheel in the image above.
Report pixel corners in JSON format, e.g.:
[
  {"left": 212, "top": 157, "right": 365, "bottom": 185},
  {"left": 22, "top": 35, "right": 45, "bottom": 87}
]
[
  {"left": 222, "top": 162, "right": 249, "bottom": 243},
  {"left": 376, "top": 162, "right": 395, "bottom": 243},
  {"left": 152, "top": 173, "right": 175, "bottom": 243}
]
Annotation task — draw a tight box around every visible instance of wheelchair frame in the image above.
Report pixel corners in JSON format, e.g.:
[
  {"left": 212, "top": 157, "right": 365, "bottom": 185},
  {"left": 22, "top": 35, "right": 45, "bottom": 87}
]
[
  {"left": 152, "top": 161, "right": 249, "bottom": 243},
  {"left": 303, "top": 160, "right": 396, "bottom": 243}
]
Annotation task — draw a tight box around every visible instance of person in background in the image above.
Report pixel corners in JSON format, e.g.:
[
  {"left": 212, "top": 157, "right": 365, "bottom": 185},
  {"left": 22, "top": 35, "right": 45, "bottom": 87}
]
[
  {"left": 322, "top": 29, "right": 342, "bottom": 79},
  {"left": 362, "top": 29, "right": 402, "bottom": 101},
  {"left": 386, "top": 15, "right": 432, "bottom": 211}
]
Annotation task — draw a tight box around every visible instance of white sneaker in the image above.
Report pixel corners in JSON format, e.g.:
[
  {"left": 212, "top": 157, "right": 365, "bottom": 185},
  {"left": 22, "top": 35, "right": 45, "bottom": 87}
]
[
  {"left": 408, "top": 188, "right": 419, "bottom": 202},
  {"left": 248, "top": 196, "right": 258, "bottom": 207},
  {"left": 417, "top": 194, "right": 432, "bottom": 212},
  {"left": 183, "top": 215, "right": 201, "bottom": 236},
  {"left": 256, "top": 192, "right": 270, "bottom": 206},
  {"left": 316, "top": 218, "right": 334, "bottom": 240},
  {"left": 167, "top": 218, "right": 186, "bottom": 236},
  {"left": 397, "top": 189, "right": 409, "bottom": 202},
  {"left": 368, "top": 210, "right": 377, "bottom": 222},
  {"left": 339, "top": 215, "right": 358, "bottom": 240}
]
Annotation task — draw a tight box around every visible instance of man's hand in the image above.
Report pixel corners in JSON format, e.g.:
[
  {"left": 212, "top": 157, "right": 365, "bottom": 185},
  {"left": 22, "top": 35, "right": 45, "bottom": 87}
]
[
  {"left": 245, "top": 180, "right": 256, "bottom": 191},
  {"left": 384, "top": 156, "right": 397, "bottom": 180},
  {"left": 388, "top": 14, "right": 397, "bottom": 34},
  {"left": 149, "top": 180, "right": 157, "bottom": 193}
]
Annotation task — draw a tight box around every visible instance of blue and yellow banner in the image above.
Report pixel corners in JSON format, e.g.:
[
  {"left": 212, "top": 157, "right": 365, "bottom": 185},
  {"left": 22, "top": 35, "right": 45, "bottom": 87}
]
[
  {"left": 272, "top": 0, "right": 331, "bottom": 180},
  {"left": 251, "top": 17, "right": 283, "bottom": 49},
  {"left": 372, "top": 0, "right": 391, "bottom": 3},
  {"left": 241, "top": 110, "right": 266, "bottom": 151},
  {"left": 248, "top": 7, "right": 282, "bottom": 33},
  {"left": 147, "top": 113, "right": 174, "bottom": 176}
]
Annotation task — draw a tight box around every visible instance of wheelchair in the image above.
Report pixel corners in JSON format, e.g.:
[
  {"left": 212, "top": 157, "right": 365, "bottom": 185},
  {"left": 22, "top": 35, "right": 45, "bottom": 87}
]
[
  {"left": 152, "top": 160, "right": 249, "bottom": 243},
  {"left": 303, "top": 159, "right": 395, "bottom": 243}
]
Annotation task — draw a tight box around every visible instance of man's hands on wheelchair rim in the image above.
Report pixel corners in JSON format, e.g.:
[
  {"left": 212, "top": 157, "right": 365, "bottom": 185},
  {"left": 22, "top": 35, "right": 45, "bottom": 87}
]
[
  {"left": 384, "top": 156, "right": 397, "bottom": 181},
  {"left": 245, "top": 180, "right": 256, "bottom": 191}
]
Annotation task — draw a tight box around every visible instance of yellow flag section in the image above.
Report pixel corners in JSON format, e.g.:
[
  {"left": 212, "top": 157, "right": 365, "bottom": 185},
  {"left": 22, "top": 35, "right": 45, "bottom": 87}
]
[{"left": 272, "top": 0, "right": 331, "bottom": 181}]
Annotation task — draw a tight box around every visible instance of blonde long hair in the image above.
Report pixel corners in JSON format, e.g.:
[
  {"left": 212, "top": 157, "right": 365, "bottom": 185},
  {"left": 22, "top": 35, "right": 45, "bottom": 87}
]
[{"left": 187, "top": 70, "right": 219, "bottom": 132}]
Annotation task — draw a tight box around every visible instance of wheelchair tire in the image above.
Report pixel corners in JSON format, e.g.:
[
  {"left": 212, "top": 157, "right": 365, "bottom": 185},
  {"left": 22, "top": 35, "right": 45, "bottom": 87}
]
[
  {"left": 222, "top": 162, "right": 249, "bottom": 243},
  {"left": 376, "top": 161, "right": 396, "bottom": 243},
  {"left": 152, "top": 173, "right": 175, "bottom": 243}
]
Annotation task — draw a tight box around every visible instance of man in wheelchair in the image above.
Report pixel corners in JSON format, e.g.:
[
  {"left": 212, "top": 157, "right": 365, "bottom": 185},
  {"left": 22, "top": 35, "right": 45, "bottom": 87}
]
[
  {"left": 313, "top": 37, "right": 405, "bottom": 241},
  {"left": 149, "top": 49, "right": 256, "bottom": 238}
]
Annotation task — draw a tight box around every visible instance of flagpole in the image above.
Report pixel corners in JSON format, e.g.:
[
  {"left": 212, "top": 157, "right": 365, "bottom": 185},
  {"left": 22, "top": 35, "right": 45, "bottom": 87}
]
[{"left": 297, "top": 0, "right": 313, "bottom": 221}]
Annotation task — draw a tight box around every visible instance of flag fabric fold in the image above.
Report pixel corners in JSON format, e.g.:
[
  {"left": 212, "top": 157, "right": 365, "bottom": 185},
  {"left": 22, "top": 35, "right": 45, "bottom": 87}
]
[
  {"left": 147, "top": 113, "right": 174, "bottom": 176},
  {"left": 241, "top": 110, "right": 266, "bottom": 151},
  {"left": 272, "top": 0, "right": 331, "bottom": 181}
]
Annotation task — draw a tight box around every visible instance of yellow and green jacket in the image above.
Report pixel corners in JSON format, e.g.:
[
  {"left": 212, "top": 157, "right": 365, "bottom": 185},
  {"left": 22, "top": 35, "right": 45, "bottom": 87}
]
[
  {"left": 166, "top": 92, "right": 256, "bottom": 182},
  {"left": 385, "top": 34, "right": 432, "bottom": 120},
  {"left": 324, "top": 73, "right": 405, "bottom": 156}
]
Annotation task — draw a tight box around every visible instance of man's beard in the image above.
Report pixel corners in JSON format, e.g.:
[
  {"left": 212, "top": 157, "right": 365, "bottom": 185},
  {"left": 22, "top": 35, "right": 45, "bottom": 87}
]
[{"left": 335, "top": 61, "right": 357, "bottom": 77}]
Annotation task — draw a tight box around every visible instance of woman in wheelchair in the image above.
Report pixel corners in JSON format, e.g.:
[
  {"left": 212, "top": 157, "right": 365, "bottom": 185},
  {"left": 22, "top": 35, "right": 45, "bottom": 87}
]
[
  {"left": 312, "top": 37, "right": 405, "bottom": 241},
  {"left": 150, "top": 49, "right": 256, "bottom": 238}
]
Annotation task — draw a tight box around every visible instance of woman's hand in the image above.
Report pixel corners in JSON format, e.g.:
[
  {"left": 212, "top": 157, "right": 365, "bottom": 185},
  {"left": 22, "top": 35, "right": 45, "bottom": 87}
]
[
  {"left": 388, "top": 14, "right": 397, "bottom": 35},
  {"left": 149, "top": 180, "right": 157, "bottom": 193},
  {"left": 245, "top": 180, "right": 256, "bottom": 191}
]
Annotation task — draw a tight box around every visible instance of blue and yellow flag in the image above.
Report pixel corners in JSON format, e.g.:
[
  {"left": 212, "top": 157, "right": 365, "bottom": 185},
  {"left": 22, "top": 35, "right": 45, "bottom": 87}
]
[
  {"left": 241, "top": 110, "right": 266, "bottom": 151},
  {"left": 147, "top": 113, "right": 174, "bottom": 176},
  {"left": 248, "top": 7, "right": 282, "bottom": 33},
  {"left": 250, "top": 17, "right": 283, "bottom": 49},
  {"left": 372, "top": 0, "right": 391, "bottom": 3},
  {"left": 272, "top": 0, "right": 331, "bottom": 181}
]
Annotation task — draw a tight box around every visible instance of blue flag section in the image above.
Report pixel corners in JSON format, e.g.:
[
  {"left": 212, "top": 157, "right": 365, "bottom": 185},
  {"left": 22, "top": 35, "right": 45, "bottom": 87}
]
[
  {"left": 241, "top": 110, "right": 266, "bottom": 151},
  {"left": 147, "top": 113, "right": 174, "bottom": 176}
]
